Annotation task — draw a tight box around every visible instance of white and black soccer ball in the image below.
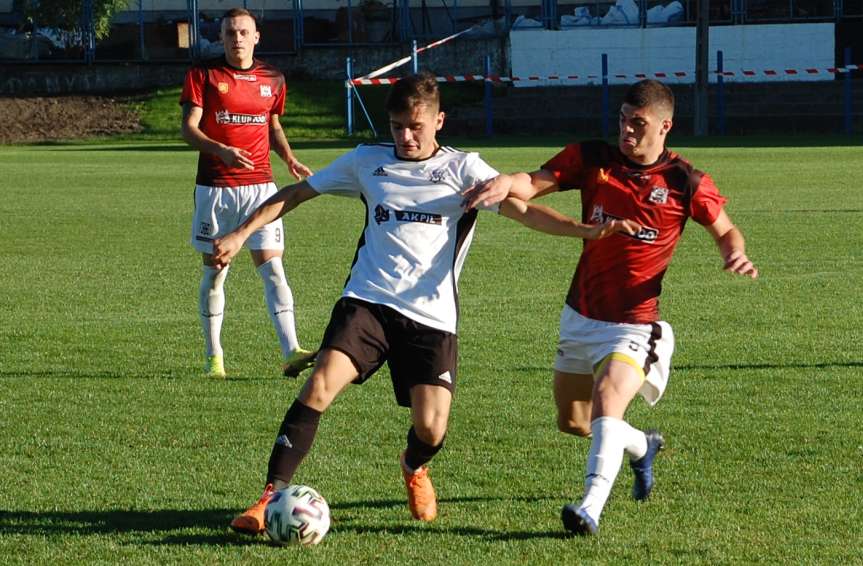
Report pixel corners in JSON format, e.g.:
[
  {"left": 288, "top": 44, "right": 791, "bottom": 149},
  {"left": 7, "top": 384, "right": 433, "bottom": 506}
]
[{"left": 264, "top": 485, "right": 331, "bottom": 546}]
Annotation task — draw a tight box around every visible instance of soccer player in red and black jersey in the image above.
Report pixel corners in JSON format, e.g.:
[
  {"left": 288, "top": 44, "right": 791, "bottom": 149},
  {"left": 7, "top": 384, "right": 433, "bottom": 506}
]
[
  {"left": 180, "top": 8, "right": 315, "bottom": 379},
  {"left": 463, "top": 79, "right": 758, "bottom": 535}
]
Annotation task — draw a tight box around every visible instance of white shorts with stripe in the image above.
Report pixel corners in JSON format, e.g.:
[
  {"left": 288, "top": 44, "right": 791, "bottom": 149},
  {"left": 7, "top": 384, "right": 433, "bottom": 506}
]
[
  {"left": 190, "top": 182, "right": 285, "bottom": 254},
  {"left": 554, "top": 304, "right": 675, "bottom": 406}
]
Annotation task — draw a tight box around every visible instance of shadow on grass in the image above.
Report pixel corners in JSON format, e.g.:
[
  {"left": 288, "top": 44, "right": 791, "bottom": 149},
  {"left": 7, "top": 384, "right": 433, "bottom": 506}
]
[
  {"left": 0, "top": 494, "right": 570, "bottom": 545},
  {"left": 512, "top": 360, "right": 863, "bottom": 373}
]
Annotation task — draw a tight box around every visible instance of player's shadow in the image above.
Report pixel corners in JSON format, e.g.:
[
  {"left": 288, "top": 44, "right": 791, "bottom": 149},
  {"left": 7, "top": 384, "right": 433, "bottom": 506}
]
[{"left": 0, "top": 494, "right": 569, "bottom": 545}]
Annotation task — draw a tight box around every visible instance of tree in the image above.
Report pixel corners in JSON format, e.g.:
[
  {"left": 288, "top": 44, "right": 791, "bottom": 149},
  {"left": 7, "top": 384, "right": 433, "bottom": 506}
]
[{"left": 14, "top": 0, "right": 128, "bottom": 41}]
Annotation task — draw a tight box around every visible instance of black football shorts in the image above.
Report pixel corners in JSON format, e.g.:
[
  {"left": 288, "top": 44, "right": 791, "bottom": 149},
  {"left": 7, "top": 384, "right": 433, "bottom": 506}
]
[{"left": 320, "top": 297, "right": 458, "bottom": 407}]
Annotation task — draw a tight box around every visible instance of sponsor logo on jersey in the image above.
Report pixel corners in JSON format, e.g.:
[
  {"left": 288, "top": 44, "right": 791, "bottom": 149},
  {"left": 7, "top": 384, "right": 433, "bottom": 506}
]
[
  {"left": 200, "top": 221, "right": 212, "bottom": 236},
  {"left": 372, "top": 166, "right": 388, "bottom": 176},
  {"left": 218, "top": 82, "right": 229, "bottom": 94},
  {"left": 395, "top": 210, "right": 443, "bottom": 225},
  {"left": 214, "top": 110, "right": 268, "bottom": 125},
  {"left": 590, "top": 205, "right": 658, "bottom": 243},
  {"left": 437, "top": 371, "right": 453, "bottom": 384},
  {"left": 648, "top": 186, "right": 669, "bottom": 204},
  {"left": 260, "top": 84, "right": 272, "bottom": 97},
  {"left": 233, "top": 73, "right": 257, "bottom": 81},
  {"left": 374, "top": 204, "right": 391, "bottom": 224},
  {"left": 429, "top": 168, "right": 448, "bottom": 183}
]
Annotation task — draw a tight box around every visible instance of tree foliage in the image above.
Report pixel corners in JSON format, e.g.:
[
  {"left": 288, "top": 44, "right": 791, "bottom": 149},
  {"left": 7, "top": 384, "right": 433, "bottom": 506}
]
[{"left": 15, "top": 0, "right": 129, "bottom": 40}]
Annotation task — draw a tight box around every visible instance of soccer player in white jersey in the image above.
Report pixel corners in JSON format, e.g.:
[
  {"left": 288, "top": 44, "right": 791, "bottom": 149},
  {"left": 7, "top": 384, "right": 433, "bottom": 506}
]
[{"left": 212, "top": 72, "right": 639, "bottom": 535}]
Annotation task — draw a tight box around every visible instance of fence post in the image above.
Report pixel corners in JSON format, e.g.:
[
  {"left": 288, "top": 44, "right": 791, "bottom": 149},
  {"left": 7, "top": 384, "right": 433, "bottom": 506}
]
[
  {"left": 601, "top": 53, "right": 609, "bottom": 138},
  {"left": 294, "top": 0, "right": 304, "bottom": 51},
  {"left": 485, "top": 55, "right": 494, "bottom": 137},
  {"left": 346, "top": 58, "right": 354, "bottom": 136},
  {"left": 717, "top": 50, "right": 726, "bottom": 135},
  {"left": 844, "top": 46, "right": 852, "bottom": 135},
  {"left": 412, "top": 40, "right": 419, "bottom": 73}
]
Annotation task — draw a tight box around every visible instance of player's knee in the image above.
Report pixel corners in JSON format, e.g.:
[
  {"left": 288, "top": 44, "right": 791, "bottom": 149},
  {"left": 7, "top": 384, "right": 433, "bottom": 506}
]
[{"left": 413, "top": 419, "right": 447, "bottom": 447}]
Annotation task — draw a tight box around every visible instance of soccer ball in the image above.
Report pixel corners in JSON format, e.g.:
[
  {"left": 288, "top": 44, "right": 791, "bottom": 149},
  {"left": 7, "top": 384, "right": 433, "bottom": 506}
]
[{"left": 264, "top": 485, "right": 331, "bottom": 546}]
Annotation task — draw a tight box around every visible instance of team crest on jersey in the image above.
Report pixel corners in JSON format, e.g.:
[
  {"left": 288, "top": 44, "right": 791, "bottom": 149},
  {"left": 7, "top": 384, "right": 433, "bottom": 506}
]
[
  {"left": 374, "top": 204, "right": 391, "bottom": 224},
  {"left": 218, "top": 82, "right": 229, "bottom": 94},
  {"left": 260, "top": 85, "right": 272, "bottom": 98},
  {"left": 429, "top": 168, "right": 448, "bottom": 183},
  {"left": 372, "top": 166, "right": 388, "bottom": 176},
  {"left": 648, "top": 186, "right": 669, "bottom": 204},
  {"left": 597, "top": 168, "right": 610, "bottom": 183}
]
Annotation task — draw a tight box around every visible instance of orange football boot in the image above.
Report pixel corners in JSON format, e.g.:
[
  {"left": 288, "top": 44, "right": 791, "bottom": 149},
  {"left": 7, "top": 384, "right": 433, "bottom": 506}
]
[
  {"left": 400, "top": 452, "right": 438, "bottom": 521},
  {"left": 230, "top": 483, "right": 275, "bottom": 535}
]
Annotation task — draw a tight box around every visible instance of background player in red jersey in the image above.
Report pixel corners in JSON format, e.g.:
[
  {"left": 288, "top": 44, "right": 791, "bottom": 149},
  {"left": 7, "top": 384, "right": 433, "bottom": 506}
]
[
  {"left": 180, "top": 8, "right": 315, "bottom": 379},
  {"left": 463, "top": 79, "right": 758, "bottom": 535}
]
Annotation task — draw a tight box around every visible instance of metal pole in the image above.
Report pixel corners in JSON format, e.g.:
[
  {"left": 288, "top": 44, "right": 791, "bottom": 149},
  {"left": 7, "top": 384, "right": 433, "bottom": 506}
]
[
  {"left": 412, "top": 40, "right": 419, "bottom": 73},
  {"left": 844, "top": 46, "right": 852, "bottom": 135},
  {"left": 601, "top": 53, "right": 609, "bottom": 138},
  {"left": 138, "top": 0, "right": 146, "bottom": 60},
  {"left": 717, "top": 50, "right": 726, "bottom": 135},
  {"left": 294, "top": 0, "right": 304, "bottom": 51},
  {"left": 348, "top": 0, "right": 353, "bottom": 45},
  {"left": 485, "top": 55, "right": 493, "bottom": 137},
  {"left": 82, "top": 0, "right": 95, "bottom": 63},
  {"left": 694, "top": 0, "right": 709, "bottom": 136},
  {"left": 347, "top": 58, "right": 354, "bottom": 135}
]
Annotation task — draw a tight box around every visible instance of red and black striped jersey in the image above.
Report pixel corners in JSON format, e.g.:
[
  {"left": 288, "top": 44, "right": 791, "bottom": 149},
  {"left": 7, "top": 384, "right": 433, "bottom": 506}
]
[
  {"left": 542, "top": 140, "right": 727, "bottom": 324},
  {"left": 180, "top": 56, "right": 286, "bottom": 187}
]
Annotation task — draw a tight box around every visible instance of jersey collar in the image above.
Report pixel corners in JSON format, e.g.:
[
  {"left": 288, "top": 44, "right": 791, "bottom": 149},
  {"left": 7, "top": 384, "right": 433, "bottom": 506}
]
[{"left": 393, "top": 144, "right": 443, "bottom": 162}]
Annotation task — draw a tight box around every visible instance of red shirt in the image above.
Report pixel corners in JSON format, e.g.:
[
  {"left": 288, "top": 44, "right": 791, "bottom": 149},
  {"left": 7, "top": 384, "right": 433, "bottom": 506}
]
[
  {"left": 542, "top": 141, "right": 727, "bottom": 324},
  {"left": 180, "top": 57, "right": 286, "bottom": 187}
]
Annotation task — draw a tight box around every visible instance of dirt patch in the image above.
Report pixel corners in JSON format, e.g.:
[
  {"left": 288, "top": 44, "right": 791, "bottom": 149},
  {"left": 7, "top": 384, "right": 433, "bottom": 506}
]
[{"left": 0, "top": 96, "right": 143, "bottom": 144}]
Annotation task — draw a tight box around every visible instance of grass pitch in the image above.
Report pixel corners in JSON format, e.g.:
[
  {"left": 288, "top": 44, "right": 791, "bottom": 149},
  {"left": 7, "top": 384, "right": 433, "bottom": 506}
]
[{"left": 0, "top": 137, "right": 861, "bottom": 564}]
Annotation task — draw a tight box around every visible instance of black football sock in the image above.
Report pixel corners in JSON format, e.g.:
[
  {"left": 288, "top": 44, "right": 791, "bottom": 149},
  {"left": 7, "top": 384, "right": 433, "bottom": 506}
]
[
  {"left": 403, "top": 426, "right": 444, "bottom": 472},
  {"left": 266, "top": 399, "right": 322, "bottom": 489}
]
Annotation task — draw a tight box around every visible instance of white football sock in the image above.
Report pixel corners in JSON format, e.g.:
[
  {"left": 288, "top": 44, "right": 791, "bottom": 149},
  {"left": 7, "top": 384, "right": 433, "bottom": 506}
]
[
  {"left": 199, "top": 265, "right": 228, "bottom": 357},
  {"left": 620, "top": 420, "right": 648, "bottom": 461},
  {"left": 579, "top": 416, "right": 629, "bottom": 524},
  {"left": 257, "top": 258, "right": 300, "bottom": 356}
]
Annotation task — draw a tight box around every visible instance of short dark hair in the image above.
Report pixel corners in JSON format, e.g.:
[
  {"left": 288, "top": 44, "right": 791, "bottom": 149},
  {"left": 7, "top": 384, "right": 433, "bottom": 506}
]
[
  {"left": 222, "top": 8, "right": 257, "bottom": 29},
  {"left": 623, "top": 79, "right": 674, "bottom": 118},
  {"left": 385, "top": 71, "right": 440, "bottom": 114}
]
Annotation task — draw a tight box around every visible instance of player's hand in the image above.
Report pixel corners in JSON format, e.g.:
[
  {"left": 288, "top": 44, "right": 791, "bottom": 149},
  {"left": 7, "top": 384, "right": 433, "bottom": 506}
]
[
  {"left": 211, "top": 233, "right": 244, "bottom": 269},
  {"left": 723, "top": 249, "right": 759, "bottom": 279},
  {"left": 218, "top": 146, "right": 255, "bottom": 170},
  {"left": 584, "top": 218, "right": 641, "bottom": 240},
  {"left": 462, "top": 175, "right": 513, "bottom": 209},
  {"left": 287, "top": 158, "right": 313, "bottom": 180}
]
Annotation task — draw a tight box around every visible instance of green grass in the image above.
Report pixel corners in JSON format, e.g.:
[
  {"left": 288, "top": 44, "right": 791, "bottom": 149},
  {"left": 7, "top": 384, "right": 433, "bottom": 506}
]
[
  {"left": 131, "top": 80, "right": 485, "bottom": 143},
  {"left": 1, "top": 139, "right": 861, "bottom": 564}
]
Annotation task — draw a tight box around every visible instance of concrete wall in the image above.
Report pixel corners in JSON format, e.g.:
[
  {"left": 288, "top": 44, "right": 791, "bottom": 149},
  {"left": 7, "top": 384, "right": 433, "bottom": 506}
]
[
  {"left": 0, "top": 36, "right": 507, "bottom": 95},
  {"left": 510, "top": 23, "right": 836, "bottom": 86}
]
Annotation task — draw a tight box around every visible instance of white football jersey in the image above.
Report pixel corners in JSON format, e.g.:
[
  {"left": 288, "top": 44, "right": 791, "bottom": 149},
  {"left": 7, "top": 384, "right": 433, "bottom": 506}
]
[{"left": 307, "top": 143, "right": 499, "bottom": 334}]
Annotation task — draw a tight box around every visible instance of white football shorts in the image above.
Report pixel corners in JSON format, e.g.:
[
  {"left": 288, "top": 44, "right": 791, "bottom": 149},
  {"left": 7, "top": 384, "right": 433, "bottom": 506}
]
[
  {"left": 190, "top": 182, "right": 284, "bottom": 254},
  {"left": 554, "top": 304, "right": 675, "bottom": 406}
]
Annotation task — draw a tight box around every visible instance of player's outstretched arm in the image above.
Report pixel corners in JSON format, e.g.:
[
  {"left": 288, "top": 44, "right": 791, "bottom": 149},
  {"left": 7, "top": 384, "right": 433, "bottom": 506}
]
[
  {"left": 181, "top": 103, "right": 255, "bottom": 170},
  {"left": 269, "top": 114, "right": 313, "bottom": 180},
  {"left": 705, "top": 209, "right": 759, "bottom": 279},
  {"left": 462, "top": 170, "right": 559, "bottom": 210},
  {"left": 499, "top": 197, "right": 640, "bottom": 239},
  {"left": 211, "top": 182, "right": 320, "bottom": 269}
]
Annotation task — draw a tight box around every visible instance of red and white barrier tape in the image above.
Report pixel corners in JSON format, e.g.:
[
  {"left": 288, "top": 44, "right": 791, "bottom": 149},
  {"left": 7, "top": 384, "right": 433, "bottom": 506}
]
[{"left": 349, "top": 64, "right": 862, "bottom": 85}]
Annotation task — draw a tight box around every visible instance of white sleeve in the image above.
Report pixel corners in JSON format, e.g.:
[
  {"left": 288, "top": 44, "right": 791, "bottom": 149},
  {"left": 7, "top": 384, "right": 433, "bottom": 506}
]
[
  {"left": 463, "top": 153, "right": 501, "bottom": 213},
  {"left": 306, "top": 147, "right": 361, "bottom": 197}
]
